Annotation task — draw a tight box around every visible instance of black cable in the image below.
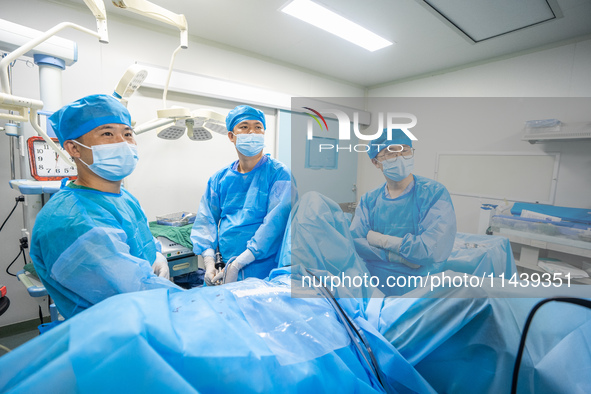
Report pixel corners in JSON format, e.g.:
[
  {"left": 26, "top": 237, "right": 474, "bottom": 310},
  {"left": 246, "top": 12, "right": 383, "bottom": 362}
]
[
  {"left": 304, "top": 269, "right": 389, "bottom": 393},
  {"left": 0, "top": 196, "right": 24, "bottom": 233},
  {"left": 5, "top": 247, "right": 24, "bottom": 277},
  {"left": 5, "top": 237, "right": 28, "bottom": 277},
  {"left": 511, "top": 297, "right": 591, "bottom": 394}
]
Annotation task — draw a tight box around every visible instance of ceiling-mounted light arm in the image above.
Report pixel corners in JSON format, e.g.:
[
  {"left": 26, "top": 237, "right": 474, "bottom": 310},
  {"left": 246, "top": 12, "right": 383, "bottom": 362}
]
[
  {"left": 0, "top": 93, "right": 43, "bottom": 122},
  {"left": 0, "top": 22, "right": 106, "bottom": 95},
  {"left": 133, "top": 117, "right": 175, "bottom": 135},
  {"left": 111, "top": 0, "right": 188, "bottom": 48},
  {"left": 83, "top": 0, "right": 109, "bottom": 44}
]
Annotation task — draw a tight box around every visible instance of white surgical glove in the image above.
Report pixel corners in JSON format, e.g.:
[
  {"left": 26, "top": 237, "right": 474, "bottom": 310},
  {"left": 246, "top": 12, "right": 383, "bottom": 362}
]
[
  {"left": 388, "top": 251, "right": 420, "bottom": 269},
  {"left": 203, "top": 255, "right": 217, "bottom": 286},
  {"left": 152, "top": 252, "right": 170, "bottom": 280},
  {"left": 213, "top": 249, "right": 255, "bottom": 284},
  {"left": 367, "top": 230, "right": 403, "bottom": 252}
]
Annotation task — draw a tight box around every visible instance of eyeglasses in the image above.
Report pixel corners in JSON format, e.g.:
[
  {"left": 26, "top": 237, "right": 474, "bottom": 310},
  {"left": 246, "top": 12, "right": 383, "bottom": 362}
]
[{"left": 376, "top": 145, "right": 414, "bottom": 162}]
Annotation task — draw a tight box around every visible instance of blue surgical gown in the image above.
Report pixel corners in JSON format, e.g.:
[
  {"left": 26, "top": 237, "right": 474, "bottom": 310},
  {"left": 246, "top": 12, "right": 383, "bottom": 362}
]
[
  {"left": 30, "top": 182, "right": 180, "bottom": 319},
  {"left": 191, "top": 155, "right": 293, "bottom": 280},
  {"left": 350, "top": 175, "right": 457, "bottom": 290}
]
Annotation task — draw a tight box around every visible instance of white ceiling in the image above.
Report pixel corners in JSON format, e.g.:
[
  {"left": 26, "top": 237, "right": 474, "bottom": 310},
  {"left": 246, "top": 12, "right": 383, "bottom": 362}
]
[{"left": 107, "top": 0, "right": 591, "bottom": 87}]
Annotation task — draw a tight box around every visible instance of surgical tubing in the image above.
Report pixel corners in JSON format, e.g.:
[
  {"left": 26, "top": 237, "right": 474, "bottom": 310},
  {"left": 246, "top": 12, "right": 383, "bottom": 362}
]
[{"left": 305, "top": 269, "right": 389, "bottom": 393}]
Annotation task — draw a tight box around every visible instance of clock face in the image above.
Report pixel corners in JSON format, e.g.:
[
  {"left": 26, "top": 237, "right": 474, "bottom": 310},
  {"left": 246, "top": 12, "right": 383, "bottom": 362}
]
[{"left": 27, "top": 137, "right": 78, "bottom": 181}]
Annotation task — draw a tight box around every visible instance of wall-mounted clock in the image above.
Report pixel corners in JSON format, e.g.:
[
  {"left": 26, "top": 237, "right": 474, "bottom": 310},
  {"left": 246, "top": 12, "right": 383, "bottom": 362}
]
[{"left": 27, "top": 136, "right": 77, "bottom": 181}]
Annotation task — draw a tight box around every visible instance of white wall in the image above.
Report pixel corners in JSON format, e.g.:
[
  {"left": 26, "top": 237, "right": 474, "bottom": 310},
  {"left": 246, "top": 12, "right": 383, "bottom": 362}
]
[
  {"left": 362, "top": 39, "right": 591, "bottom": 234},
  {"left": 0, "top": 0, "right": 365, "bottom": 327},
  {"left": 369, "top": 38, "right": 591, "bottom": 97}
]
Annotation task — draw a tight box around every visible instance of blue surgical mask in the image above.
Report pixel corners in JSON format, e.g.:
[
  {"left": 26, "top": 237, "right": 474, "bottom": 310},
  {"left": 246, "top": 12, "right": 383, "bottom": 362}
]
[
  {"left": 75, "top": 140, "right": 139, "bottom": 181},
  {"left": 382, "top": 157, "right": 414, "bottom": 181},
  {"left": 234, "top": 133, "right": 265, "bottom": 157}
]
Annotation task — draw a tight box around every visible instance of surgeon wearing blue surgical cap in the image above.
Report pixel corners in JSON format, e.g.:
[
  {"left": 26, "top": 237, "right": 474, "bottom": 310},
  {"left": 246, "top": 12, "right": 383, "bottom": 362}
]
[
  {"left": 191, "top": 105, "right": 294, "bottom": 285},
  {"left": 30, "top": 94, "right": 180, "bottom": 319},
  {"left": 349, "top": 129, "right": 457, "bottom": 295}
]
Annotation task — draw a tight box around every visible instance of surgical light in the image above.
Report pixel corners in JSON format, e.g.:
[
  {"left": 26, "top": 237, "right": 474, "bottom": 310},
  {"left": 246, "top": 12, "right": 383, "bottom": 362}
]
[
  {"left": 135, "top": 108, "right": 226, "bottom": 142},
  {"left": 280, "top": 0, "right": 393, "bottom": 52},
  {"left": 112, "top": 64, "right": 148, "bottom": 107}
]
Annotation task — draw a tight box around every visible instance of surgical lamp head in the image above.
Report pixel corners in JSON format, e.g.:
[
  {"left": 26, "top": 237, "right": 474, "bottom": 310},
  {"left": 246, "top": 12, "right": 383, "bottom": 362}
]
[
  {"left": 367, "top": 129, "right": 413, "bottom": 160},
  {"left": 157, "top": 109, "right": 226, "bottom": 141},
  {"left": 113, "top": 64, "right": 148, "bottom": 107},
  {"left": 49, "top": 94, "right": 132, "bottom": 147}
]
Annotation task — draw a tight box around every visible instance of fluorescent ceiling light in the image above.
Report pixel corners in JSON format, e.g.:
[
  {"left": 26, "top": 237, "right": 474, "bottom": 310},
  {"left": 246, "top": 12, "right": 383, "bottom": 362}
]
[{"left": 281, "top": 0, "right": 393, "bottom": 52}]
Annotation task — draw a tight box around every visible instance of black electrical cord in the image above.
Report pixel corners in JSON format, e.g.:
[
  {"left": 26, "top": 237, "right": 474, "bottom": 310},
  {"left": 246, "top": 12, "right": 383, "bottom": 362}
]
[
  {"left": 0, "top": 196, "right": 24, "bottom": 233},
  {"left": 2, "top": 196, "right": 26, "bottom": 276},
  {"left": 511, "top": 297, "right": 591, "bottom": 394},
  {"left": 304, "top": 269, "right": 389, "bottom": 393},
  {"left": 5, "top": 243, "right": 27, "bottom": 277}
]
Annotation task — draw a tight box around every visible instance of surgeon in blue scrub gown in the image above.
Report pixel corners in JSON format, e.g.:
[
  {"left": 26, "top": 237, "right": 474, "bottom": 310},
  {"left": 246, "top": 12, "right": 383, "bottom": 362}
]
[
  {"left": 350, "top": 129, "right": 457, "bottom": 295},
  {"left": 30, "top": 94, "right": 181, "bottom": 319},
  {"left": 191, "top": 105, "right": 293, "bottom": 285}
]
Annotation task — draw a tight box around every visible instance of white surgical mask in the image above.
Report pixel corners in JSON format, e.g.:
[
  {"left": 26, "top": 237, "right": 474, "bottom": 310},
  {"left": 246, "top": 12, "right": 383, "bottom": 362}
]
[
  {"left": 382, "top": 157, "right": 414, "bottom": 181},
  {"left": 234, "top": 133, "right": 265, "bottom": 157},
  {"left": 74, "top": 140, "right": 139, "bottom": 181}
]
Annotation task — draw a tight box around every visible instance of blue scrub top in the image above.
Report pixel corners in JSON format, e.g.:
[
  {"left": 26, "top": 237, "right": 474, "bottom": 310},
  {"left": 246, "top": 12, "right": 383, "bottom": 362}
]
[
  {"left": 30, "top": 183, "right": 180, "bottom": 319},
  {"left": 350, "top": 175, "right": 457, "bottom": 279},
  {"left": 191, "top": 155, "right": 293, "bottom": 280}
]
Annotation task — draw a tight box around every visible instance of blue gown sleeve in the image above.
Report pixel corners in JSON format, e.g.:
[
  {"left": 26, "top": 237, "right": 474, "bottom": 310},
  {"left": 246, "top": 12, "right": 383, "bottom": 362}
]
[
  {"left": 153, "top": 236, "right": 162, "bottom": 257},
  {"left": 398, "top": 189, "right": 457, "bottom": 265},
  {"left": 50, "top": 226, "right": 179, "bottom": 306},
  {"left": 246, "top": 171, "right": 292, "bottom": 260},
  {"left": 350, "top": 196, "right": 389, "bottom": 263},
  {"left": 191, "top": 177, "right": 221, "bottom": 256}
]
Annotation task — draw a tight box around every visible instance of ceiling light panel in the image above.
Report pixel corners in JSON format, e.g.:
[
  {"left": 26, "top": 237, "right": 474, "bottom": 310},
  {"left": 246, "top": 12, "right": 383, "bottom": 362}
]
[{"left": 281, "top": 0, "right": 393, "bottom": 52}]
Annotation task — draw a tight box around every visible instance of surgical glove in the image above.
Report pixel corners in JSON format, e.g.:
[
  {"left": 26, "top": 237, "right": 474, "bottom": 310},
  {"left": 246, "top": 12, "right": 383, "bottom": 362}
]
[
  {"left": 213, "top": 249, "right": 255, "bottom": 284},
  {"left": 152, "top": 252, "right": 170, "bottom": 280},
  {"left": 367, "top": 230, "right": 403, "bottom": 252},
  {"left": 388, "top": 251, "right": 421, "bottom": 269},
  {"left": 203, "top": 255, "right": 217, "bottom": 286}
]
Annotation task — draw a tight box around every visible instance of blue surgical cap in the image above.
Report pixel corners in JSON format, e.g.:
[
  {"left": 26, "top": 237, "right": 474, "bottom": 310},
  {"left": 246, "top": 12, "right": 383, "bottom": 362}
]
[
  {"left": 367, "top": 129, "right": 413, "bottom": 159},
  {"left": 226, "top": 105, "right": 266, "bottom": 132},
  {"left": 48, "top": 94, "right": 132, "bottom": 147}
]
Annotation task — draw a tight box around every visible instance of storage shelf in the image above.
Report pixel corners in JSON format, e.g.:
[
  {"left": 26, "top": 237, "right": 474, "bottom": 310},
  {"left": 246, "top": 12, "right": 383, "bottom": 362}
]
[
  {"left": 522, "top": 131, "right": 591, "bottom": 144},
  {"left": 494, "top": 228, "right": 591, "bottom": 285}
]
